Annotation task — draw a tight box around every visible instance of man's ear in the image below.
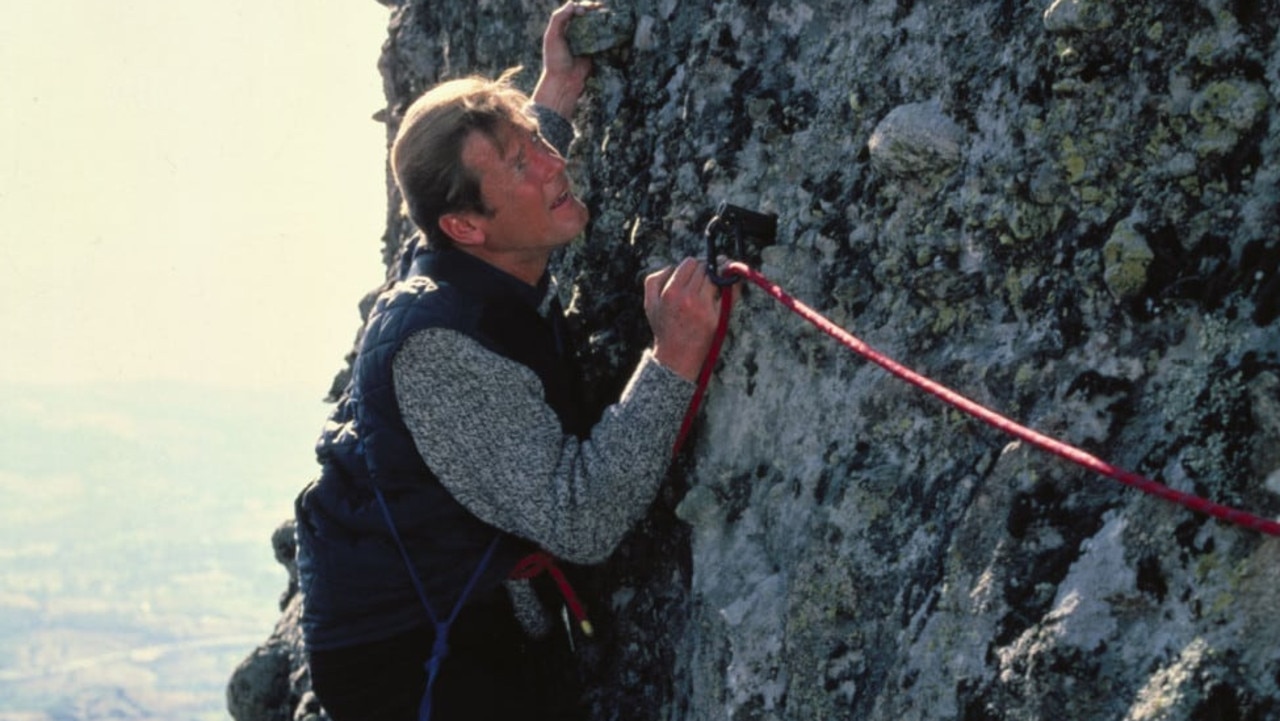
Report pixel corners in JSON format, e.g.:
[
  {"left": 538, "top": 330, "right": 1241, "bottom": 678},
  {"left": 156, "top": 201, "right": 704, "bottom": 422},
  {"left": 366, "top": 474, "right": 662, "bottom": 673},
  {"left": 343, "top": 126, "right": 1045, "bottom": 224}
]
[{"left": 438, "top": 212, "right": 486, "bottom": 247}]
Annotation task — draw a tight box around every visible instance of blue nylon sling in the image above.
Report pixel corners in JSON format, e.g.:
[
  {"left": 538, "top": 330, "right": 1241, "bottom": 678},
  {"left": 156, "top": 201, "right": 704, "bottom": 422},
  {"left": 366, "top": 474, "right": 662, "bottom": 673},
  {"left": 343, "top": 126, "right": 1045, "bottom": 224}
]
[{"left": 370, "top": 482, "right": 501, "bottom": 721}]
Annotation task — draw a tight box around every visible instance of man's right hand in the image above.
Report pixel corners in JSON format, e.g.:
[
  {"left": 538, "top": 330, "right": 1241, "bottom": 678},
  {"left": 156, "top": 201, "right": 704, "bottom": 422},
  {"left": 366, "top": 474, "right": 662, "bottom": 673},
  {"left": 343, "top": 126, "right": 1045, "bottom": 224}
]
[
  {"left": 532, "top": 2, "right": 602, "bottom": 119},
  {"left": 644, "top": 258, "right": 723, "bottom": 382}
]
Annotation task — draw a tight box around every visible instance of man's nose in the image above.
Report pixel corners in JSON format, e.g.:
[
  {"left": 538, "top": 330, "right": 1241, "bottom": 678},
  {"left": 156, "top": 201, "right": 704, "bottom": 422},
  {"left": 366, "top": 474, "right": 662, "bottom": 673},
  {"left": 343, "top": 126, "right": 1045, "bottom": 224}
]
[{"left": 533, "top": 143, "right": 566, "bottom": 180}]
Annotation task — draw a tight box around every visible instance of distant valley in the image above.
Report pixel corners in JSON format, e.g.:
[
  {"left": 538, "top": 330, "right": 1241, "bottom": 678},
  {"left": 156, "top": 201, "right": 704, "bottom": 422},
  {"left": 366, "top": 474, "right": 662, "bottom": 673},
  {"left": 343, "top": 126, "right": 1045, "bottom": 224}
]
[{"left": 0, "top": 381, "right": 329, "bottom": 721}]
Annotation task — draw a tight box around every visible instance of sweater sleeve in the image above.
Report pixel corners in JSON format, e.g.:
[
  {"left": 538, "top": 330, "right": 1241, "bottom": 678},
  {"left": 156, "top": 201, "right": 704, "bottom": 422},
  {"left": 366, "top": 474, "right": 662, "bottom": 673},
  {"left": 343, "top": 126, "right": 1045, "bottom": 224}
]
[
  {"left": 530, "top": 103, "right": 575, "bottom": 157},
  {"left": 392, "top": 327, "right": 694, "bottom": 564}
]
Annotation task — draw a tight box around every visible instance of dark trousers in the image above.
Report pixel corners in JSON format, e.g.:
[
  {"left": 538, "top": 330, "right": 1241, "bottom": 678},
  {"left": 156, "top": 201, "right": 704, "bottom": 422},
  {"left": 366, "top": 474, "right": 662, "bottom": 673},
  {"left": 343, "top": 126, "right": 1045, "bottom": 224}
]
[{"left": 307, "top": 596, "right": 585, "bottom": 721}]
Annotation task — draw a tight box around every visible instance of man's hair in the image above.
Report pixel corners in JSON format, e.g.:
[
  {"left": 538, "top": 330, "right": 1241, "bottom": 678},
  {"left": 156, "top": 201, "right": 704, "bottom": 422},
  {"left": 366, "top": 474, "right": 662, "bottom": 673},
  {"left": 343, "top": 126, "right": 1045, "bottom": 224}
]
[{"left": 391, "top": 68, "right": 529, "bottom": 247}]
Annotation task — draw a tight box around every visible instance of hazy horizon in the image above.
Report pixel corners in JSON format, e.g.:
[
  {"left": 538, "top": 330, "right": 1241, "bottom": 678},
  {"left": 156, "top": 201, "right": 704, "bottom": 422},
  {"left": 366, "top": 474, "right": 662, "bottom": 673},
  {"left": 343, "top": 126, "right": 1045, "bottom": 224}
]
[{"left": 0, "top": 380, "right": 331, "bottom": 720}]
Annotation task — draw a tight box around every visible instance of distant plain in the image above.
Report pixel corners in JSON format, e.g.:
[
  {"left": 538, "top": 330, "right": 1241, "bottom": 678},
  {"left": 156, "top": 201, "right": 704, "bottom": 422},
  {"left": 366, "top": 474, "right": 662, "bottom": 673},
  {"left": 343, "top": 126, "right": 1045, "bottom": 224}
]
[{"left": 0, "top": 382, "right": 324, "bottom": 721}]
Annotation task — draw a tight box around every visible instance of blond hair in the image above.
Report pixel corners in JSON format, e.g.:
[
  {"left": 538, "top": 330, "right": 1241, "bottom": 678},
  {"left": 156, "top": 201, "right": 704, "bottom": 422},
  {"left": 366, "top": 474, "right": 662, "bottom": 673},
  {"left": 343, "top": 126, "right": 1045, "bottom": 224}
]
[{"left": 391, "top": 68, "right": 529, "bottom": 246}]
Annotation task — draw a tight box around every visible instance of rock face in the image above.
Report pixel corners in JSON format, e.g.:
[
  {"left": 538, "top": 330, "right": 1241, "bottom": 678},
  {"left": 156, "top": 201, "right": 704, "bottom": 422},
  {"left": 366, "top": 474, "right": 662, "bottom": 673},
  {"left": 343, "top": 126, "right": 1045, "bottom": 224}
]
[{"left": 230, "top": 1, "right": 1280, "bottom": 719}]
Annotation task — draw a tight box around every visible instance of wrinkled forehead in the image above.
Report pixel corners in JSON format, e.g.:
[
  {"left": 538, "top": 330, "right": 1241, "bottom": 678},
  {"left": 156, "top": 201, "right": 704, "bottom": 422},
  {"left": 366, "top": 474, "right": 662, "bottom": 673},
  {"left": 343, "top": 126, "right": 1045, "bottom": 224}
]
[
  {"left": 460, "top": 115, "right": 532, "bottom": 172},
  {"left": 471, "top": 111, "right": 538, "bottom": 163}
]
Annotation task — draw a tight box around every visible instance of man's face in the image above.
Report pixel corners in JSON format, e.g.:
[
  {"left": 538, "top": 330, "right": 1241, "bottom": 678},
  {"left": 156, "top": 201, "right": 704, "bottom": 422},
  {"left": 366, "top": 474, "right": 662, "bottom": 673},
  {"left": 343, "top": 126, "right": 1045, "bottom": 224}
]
[{"left": 459, "top": 118, "right": 589, "bottom": 259}]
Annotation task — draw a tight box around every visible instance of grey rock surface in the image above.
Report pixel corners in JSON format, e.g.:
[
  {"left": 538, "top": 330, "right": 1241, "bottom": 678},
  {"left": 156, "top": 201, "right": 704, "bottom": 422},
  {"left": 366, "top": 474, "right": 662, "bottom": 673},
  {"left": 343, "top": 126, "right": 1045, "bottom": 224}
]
[
  {"left": 228, "top": 521, "right": 322, "bottom": 721},
  {"left": 232, "top": 1, "right": 1280, "bottom": 719},
  {"left": 868, "top": 102, "right": 966, "bottom": 179},
  {"left": 568, "top": 7, "right": 636, "bottom": 56}
]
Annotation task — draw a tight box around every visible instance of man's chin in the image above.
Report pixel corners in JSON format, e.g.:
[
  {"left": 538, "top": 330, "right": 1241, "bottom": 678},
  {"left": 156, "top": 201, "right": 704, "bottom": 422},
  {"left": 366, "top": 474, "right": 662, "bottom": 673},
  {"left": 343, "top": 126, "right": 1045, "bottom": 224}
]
[{"left": 561, "top": 199, "right": 589, "bottom": 234}]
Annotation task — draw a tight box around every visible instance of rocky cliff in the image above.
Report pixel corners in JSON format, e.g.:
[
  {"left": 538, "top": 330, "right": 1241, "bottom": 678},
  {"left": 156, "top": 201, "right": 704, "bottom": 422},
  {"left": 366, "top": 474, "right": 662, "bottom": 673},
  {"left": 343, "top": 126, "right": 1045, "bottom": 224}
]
[{"left": 229, "top": 0, "right": 1280, "bottom": 719}]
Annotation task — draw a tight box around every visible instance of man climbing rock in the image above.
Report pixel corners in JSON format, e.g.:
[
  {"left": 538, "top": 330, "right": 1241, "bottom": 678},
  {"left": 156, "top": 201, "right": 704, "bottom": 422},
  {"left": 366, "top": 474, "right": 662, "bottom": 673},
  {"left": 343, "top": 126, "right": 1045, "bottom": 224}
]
[{"left": 292, "top": 3, "right": 723, "bottom": 720}]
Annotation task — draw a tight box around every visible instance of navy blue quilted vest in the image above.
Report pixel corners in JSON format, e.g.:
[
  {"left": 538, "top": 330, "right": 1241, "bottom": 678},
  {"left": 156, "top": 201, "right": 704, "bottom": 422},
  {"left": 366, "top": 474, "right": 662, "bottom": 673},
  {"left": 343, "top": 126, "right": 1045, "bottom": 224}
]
[{"left": 295, "top": 245, "right": 588, "bottom": 650}]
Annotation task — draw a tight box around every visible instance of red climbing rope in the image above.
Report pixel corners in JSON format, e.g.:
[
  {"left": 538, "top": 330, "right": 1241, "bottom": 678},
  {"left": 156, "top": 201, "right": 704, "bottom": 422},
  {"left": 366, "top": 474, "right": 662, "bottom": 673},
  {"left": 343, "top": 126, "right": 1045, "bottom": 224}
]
[
  {"left": 677, "top": 260, "right": 1280, "bottom": 538},
  {"left": 673, "top": 288, "right": 736, "bottom": 457}
]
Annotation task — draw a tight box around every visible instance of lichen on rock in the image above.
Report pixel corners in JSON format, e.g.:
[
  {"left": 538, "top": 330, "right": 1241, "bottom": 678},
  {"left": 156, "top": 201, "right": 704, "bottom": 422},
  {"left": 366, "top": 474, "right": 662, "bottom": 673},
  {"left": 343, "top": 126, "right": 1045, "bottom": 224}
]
[{"left": 1102, "top": 213, "right": 1155, "bottom": 302}]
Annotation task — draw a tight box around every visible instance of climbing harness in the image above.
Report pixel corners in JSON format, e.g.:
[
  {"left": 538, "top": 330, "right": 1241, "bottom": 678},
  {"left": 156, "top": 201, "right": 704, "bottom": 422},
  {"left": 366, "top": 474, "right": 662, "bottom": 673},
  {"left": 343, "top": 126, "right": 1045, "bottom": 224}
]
[
  {"left": 358, "top": 374, "right": 592, "bottom": 719},
  {"left": 372, "top": 490, "right": 594, "bottom": 719},
  {"left": 681, "top": 203, "right": 1280, "bottom": 538},
  {"left": 370, "top": 483, "right": 501, "bottom": 721},
  {"left": 365, "top": 480, "right": 592, "bottom": 719}
]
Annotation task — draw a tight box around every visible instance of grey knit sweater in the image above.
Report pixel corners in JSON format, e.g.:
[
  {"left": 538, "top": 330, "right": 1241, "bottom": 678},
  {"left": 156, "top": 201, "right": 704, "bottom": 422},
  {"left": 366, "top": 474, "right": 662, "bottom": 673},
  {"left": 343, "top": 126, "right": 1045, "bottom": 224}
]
[
  {"left": 387, "top": 105, "right": 693, "bottom": 634},
  {"left": 393, "top": 328, "right": 693, "bottom": 562}
]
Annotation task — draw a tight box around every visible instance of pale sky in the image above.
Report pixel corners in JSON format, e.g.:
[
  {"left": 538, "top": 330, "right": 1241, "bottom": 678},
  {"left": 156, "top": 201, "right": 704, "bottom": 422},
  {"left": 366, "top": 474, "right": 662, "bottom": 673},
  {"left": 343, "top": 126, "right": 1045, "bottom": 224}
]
[{"left": 1, "top": 1, "right": 390, "bottom": 392}]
